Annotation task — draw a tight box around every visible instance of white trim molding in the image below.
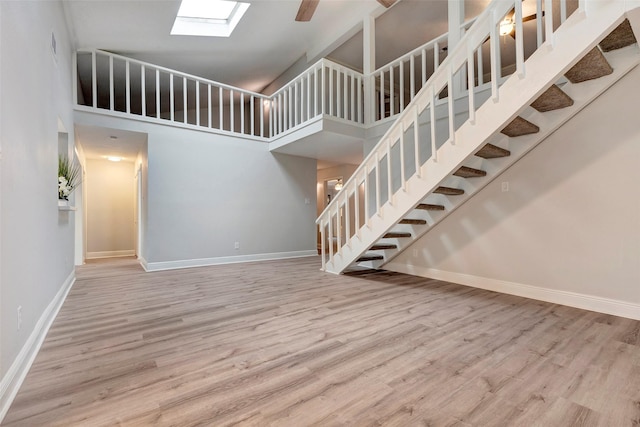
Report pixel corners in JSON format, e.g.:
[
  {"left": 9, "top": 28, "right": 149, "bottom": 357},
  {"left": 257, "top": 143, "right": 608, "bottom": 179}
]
[
  {"left": 0, "top": 270, "right": 76, "bottom": 422},
  {"left": 142, "top": 250, "right": 319, "bottom": 272},
  {"left": 86, "top": 250, "right": 135, "bottom": 259},
  {"left": 386, "top": 263, "right": 640, "bottom": 321}
]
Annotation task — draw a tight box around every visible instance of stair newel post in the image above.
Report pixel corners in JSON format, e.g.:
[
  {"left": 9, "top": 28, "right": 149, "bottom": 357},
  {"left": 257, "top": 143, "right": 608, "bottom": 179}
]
[
  {"left": 447, "top": 67, "right": 455, "bottom": 145},
  {"left": 328, "top": 209, "right": 333, "bottom": 262},
  {"left": 126, "top": 60, "right": 131, "bottom": 114},
  {"left": 170, "top": 73, "right": 175, "bottom": 122},
  {"left": 414, "top": 106, "right": 421, "bottom": 178},
  {"left": 109, "top": 55, "right": 114, "bottom": 111},
  {"left": 208, "top": 84, "right": 212, "bottom": 128},
  {"left": 400, "top": 121, "right": 406, "bottom": 192},
  {"left": 490, "top": 10, "right": 500, "bottom": 103},
  {"left": 344, "top": 189, "right": 351, "bottom": 247},
  {"left": 536, "top": 0, "right": 543, "bottom": 48},
  {"left": 196, "top": 80, "right": 200, "bottom": 127},
  {"left": 379, "top": 70, "right": 385, "bottom": 119},
  {"left": 219, "top": 86, "right": 223, "bottom": 132},
  {"left": 399, "top": 61, "right": 405, "bottom": 113},
  {"left": 250, "top": 95, "right": 255, "bottom": 136},
  {"left": 320, "top": 219, "right": 326, "bottom": 271},
  {"left": 155, "top": 69, "right": 160, "bottom": 119},
  {"left": 240, "top": 92, "right": 245, "bottom": 134},
  {"left": 410, "top": 56, "right": 416, "bottom": 101},
  {"left": 355, "top": 175, "right": 360, "bottom": 237},
  {"left": 429, "top": 87, "right": 437, "bottom": 162},
  {"left": 183, "top": 76, "right": 187, "bottom": 124},
  {"left": 336, "top": 202, "right": 342, "bottom": 255},
  {"left": 515, "top": 0, "right": 526, "bottom": 78},
  {"left": 141, "top": 65, "right": 146, "bottom": 117},
  {"left": 375, "top": 152, "right": 382, "bottom": 217},
  {"left": 545, "top": 0, "right": 554, "bottom": 48},
  {"left": 230, "top": 90, "right": 235, "bottom": 132},
  {"left": 364, "top": 164, "right": 370, "bottom": 227},
  {"left": 386, "top": 140, "right": 393, "bottom": 206},
  {"left": 467, "top": 47, "right": 476, "bottom": 125}
]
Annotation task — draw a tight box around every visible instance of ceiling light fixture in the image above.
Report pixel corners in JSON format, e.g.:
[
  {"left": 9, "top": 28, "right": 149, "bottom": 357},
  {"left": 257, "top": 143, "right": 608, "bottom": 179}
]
[
  {"left": 107, "top": 156, "right": 122, "bottom": 162},
  {"left": 334, "top": 179, "right": 343, "bottom": 191},
  {"left": 499, "top": 17, "right": 514, "bottom": 36}
]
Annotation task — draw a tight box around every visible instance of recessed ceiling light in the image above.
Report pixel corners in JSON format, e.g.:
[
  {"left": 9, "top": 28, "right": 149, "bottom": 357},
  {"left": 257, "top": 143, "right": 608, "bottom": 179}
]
[
  {"left": 107, "top": 156, "right": 122, "bottom": 162},
  {"left": 171, "top": 0, "right": 250, "bottom": 37},
  {"left": 109, "top": 135, "right": 118, "bottom": 140}
]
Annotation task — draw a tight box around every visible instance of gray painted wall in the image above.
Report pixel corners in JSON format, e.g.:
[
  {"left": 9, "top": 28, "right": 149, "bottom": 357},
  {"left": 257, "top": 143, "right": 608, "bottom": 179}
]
[{"left": 0, "top": 0, "right": 75, "bottom": 374}]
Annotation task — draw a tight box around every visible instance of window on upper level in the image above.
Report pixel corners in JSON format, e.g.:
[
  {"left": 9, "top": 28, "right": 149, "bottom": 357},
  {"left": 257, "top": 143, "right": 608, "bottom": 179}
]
[{"left": 171, "top": 0, "right": 250, "bottom": 37}]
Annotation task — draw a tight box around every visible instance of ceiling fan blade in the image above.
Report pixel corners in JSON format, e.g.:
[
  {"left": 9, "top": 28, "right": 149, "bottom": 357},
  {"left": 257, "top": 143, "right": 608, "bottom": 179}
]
[
  {"left": 295, "top": 0, "right": 319, "bottom": 22},
  {"left": 377, "top": 0, "right": 398, "bottom": 7},
  {"left": 522, "top": 10, "right": 544, "bottom": 23}
]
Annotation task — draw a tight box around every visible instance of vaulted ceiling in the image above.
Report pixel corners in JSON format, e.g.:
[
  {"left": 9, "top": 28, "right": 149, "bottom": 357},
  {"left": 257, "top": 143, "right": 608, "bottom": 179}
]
[{"left": 63, "top": 0, "right": 490, "bottom": 94}]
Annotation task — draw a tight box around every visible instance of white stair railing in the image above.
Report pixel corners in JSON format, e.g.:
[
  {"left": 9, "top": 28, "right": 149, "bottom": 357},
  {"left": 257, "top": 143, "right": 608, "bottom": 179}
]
[
  {"left": 372, "top": 18, "right": 477, "bottom": 122},
  {"left": 269, "top": 59, "right": 365, "bottom": 138},
  {"left": 74, "top": 49, "right": 272, "bottom": 138},
  {"left": 316, "top": 0, "right": 579, "bottom": 272}
]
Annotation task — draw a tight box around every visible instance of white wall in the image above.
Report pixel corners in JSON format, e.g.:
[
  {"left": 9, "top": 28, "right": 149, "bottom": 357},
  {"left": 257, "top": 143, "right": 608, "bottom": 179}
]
[
  {"left": 85, "top": 159, "right": 135, "bottom": 258},
  {"left": 0, "top": 0, "right": 75, "bottom": 415},
  {"left": 388, "top": 66, "right": 640, "bottom": 311}
]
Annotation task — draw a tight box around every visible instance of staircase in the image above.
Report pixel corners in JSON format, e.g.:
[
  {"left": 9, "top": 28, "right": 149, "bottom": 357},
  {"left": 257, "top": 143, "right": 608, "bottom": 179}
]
[{"left": 316, "top": 0, "right": 640, "bottom": 274}]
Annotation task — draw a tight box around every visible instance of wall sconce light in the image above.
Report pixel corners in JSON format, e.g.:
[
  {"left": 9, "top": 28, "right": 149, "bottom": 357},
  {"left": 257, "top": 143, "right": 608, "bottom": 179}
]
[
  {"left": 334, "top": 179, "right": 343, "bottom": 191},
  {"left": 499, "top": 17, "right": 514, "bottom": 36}
]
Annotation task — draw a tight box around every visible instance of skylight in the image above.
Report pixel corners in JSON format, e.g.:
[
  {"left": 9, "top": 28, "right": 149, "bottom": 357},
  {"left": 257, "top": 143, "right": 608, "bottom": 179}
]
[{"left": 171, "top": 0, "right": 250, "bottom": 38}]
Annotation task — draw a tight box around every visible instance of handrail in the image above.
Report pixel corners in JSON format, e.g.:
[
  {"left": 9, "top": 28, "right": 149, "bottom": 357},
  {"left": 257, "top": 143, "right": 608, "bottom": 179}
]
[{"left": 316, "top": 0, "right": 578, "bottom": 271}]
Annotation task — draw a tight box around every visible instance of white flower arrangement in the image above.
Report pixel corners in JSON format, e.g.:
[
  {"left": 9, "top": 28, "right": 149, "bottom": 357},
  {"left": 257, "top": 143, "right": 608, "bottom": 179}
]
[{"left": 58, "top": 155, "right": 81, "bottom": 200}]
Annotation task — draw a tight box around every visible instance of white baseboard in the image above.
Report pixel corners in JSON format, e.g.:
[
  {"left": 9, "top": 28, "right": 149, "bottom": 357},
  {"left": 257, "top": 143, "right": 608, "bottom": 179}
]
[
  {"left": 0, "top": 270, "right": 76, "bottom": 423},
  {"left": 385, "top": 263, "right": 640, "bottom": 321},
  {"left": 142, "top": 250, "right": 319, "bottom": 272},
  {"left": 86, "top": 250, "right": 135, "bottom": 259}
]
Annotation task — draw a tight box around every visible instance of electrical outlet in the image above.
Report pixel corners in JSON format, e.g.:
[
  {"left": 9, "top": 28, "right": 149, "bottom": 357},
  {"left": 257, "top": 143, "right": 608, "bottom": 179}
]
[
  {"left": 234, "top": 242, "right": 240, "bottom": 250},
  {"left": 501, "top": 181, "right": 509, "bottom": 192},
  {"left": 17, "top": 306, "right": 22, "bottom": 331}
]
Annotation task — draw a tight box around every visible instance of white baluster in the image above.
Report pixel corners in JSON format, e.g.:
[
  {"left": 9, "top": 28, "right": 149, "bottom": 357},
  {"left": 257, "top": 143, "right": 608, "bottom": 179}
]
[
  {"left": 240, "top": 92, "right": 245, "bottom": 134},
  {"left": 399, "top": 61, "right": 404, "bottom": 113},
  {"left": 183, "top": 77, "right": 187, "bottom": 123},
  {"left": 109, "top": 55, "right": 114, "bottom": 110},
  {"left": 141, "top": 65, "right": 146, "bottom": 117},
  {"left": 92, "top": 51, "right": 97, "bottom": 108},
  {"left": 414, "top": 106, "right": 421, "bottom": 178},
  {"left": 545, "top": 0, "right": 554, "bottom": 48},
  {"left": 208, "top": 84, "right": 212, "bottom": 128},
  {"left": 250, "top": 95, "right": 255, "bottom": 136},
  {"left": 219, "top": 86, "right": 223, "bottom": 130},
  {"left": 467, "top": 48, "right": 476, "bottom": 125},
  {"left": 196, "top": 81, "right": 200, "bottom": 126},
  {"left": 410, "top": 56, "right": 415, "bottom": 101},
  {"left": 230, "top": 90, "right": 234, "bottom": 132},
  {"left": 170, "top": 74, "right": 174, "bottom": 121},
  {"left": 126, "top": 61, "right": 131, "bottom": 114},
  {"left": 515, "top": 0, "right": 525, "bottom": 78},
  {"left": 155, "top": 69, "right": 160, "bottom": 119}
]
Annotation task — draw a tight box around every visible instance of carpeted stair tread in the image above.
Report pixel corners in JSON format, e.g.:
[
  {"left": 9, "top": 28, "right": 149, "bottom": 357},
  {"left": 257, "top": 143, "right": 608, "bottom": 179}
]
[
  {"left": 434, "top": 186, "right": 465, "bottom": 196},
  {"left": 416, "top": 203, "right": 445, "bottom": 211},
  {"left": 370, "top": 244, "right": 398, "bottom": 250},
  {"left": 501, "top": 116, "right": 540, "bottom": 137},
  {"left": 530, "top": 85, "right": 574, "bottom": 112},
  {"left": 399, "top": 219, "right": 427, "bottom": 225},
  {"left": 383, "top": 232, "right": 411, "bottom": 238},
  {"left": 357, "top": 254, "right": 384, "bottom": 262},
  {"left": 564, "top": 47, "right": 613, "bottom": 83},
  {"left": 476, "top": 143, "right": 511, "bottom": 159},
  {"left": 600, "top": 19, "right": 637, "bottom": 52},
  {"left": 454, "top": 166, "right": 487, "bottom": 178}
]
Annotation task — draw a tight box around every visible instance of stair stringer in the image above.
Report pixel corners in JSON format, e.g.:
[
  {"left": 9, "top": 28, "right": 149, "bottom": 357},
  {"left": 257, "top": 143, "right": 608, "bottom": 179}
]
[{"left": 325, "top": 4, "right": 639, "bottom": 275}]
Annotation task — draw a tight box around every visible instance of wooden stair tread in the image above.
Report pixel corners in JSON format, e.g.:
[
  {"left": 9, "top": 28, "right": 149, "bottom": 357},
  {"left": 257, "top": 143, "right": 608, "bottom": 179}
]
[
  {"left": 454, "top": 166, "right": 487, "bottom": 178},
  {"left": 434, "top": 186, "right": 464, "bottom": 196},
  {"left": 399, "top": 219, "right": 427, "bottom": 225},
  {"left": 357, "top": 255, "right": 384, "bottom": 262},
  {"left": 501, "top": 116, "right": 540, "bottom": 137},
  {"left": 530, "top": 85, "right": 574, "bottom": 112},
  {"left": 476, "top": 143, "right": 510, "bottom": 159},
  {"left": 383, "top": 232, "right": 411, "bottom": 238},
  {"left": 600, "top": 19, "right": 637, "bottom": 52},
  {"left": 415, "top": 203, "right": 445, "bottom": 211},
  {"left": 565, "top": 47, "right": 613, "bottom": 83},
  {"left": 370, "top": 244, "right": 397, "bottom": 250}
]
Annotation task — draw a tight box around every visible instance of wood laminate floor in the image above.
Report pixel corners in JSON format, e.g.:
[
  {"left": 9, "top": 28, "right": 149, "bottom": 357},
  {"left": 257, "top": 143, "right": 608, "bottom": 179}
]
[{"left": 3, "top": 257, "right": 639, "bottom": 426}]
